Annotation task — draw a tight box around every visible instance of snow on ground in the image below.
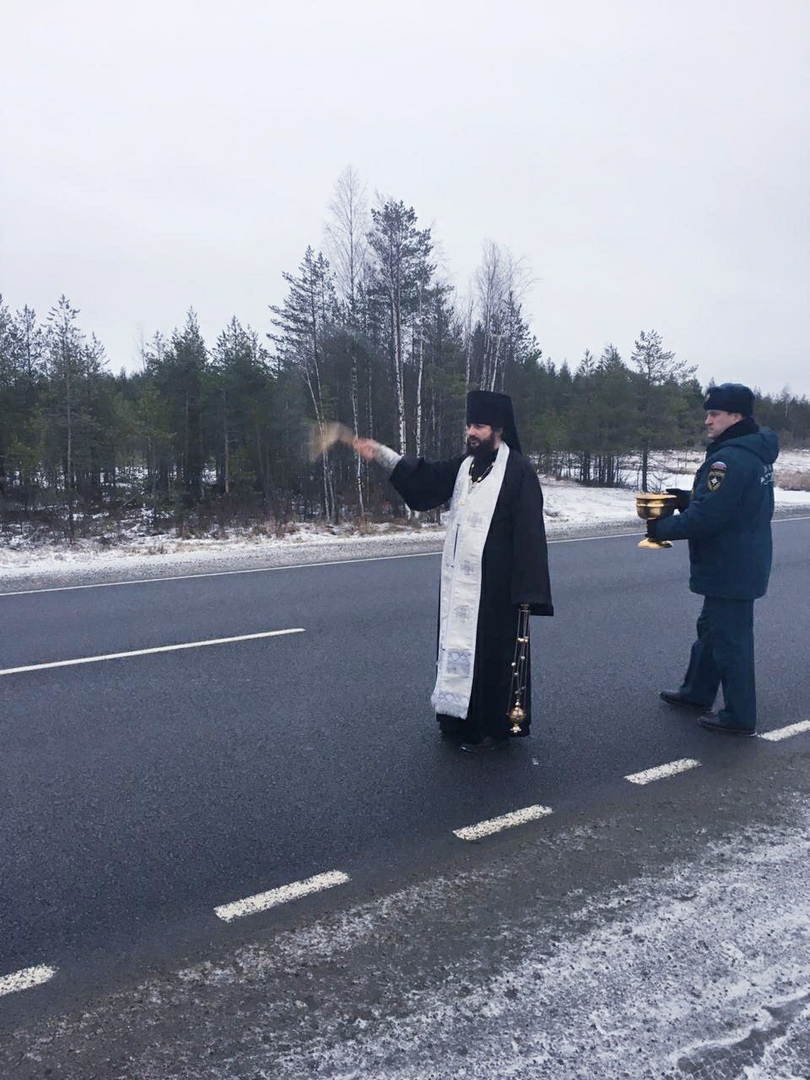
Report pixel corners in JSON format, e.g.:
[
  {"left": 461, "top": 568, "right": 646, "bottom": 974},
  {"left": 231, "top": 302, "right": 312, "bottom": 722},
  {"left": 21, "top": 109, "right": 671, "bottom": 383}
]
[
  {"left": 0, "top": 520, "right": 450, "bottom": 581},
  {"left": 1, "top": 450, "right": 809, "bottom": 581},
  {"left": 26, "top": 784, "right": 807, "bottom": 1080},
  {"left": 255, "top": 807, "right": 810, "bottom": 1080}
]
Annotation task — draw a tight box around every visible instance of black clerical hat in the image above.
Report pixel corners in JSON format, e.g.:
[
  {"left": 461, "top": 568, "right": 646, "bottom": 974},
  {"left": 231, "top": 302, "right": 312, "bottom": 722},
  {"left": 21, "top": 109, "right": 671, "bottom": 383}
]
[{"left": 466, "top": 390, "right": 522, "bottom": 454}]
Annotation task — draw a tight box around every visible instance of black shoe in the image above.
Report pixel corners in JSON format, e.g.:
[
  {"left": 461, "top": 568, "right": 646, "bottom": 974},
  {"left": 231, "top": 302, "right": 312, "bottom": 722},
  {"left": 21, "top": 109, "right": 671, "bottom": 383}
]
[
  {"left": 697, "top": 712, "right": 757, "bottom": 737},
  {"left": 659, "top": 690, "right": 712, "bottom": 709},
  {"left": 460, "top": 735, "right": 509, "bottom": 754}
]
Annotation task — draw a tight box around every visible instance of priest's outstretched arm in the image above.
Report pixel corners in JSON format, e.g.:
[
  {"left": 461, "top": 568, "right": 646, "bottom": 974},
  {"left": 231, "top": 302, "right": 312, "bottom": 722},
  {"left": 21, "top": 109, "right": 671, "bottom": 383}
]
[
  {"left": 353, "top": 437, "right": 461, "bottom": 512},
  {"left": 354, "top": 438, "right": 402, "bottom": 473}
]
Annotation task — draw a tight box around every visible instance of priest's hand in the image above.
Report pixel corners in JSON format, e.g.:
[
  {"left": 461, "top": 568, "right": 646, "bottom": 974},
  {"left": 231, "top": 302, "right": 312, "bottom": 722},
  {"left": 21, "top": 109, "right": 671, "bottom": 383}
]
[
  {"left": 665, "top": 487, "right": 690, "bottom": 512},
  {"left": 353, "top": 438, "right": 403, "bottom": 474},
  {"left": 353, "top": 437, "right": 379, "bottom": 461}
]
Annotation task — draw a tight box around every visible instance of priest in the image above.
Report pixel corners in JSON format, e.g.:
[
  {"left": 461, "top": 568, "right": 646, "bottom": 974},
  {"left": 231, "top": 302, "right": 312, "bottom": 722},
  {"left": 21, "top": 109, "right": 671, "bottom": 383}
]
[{"left": 353, "top": 390, "right": 554, "bottom": 753}]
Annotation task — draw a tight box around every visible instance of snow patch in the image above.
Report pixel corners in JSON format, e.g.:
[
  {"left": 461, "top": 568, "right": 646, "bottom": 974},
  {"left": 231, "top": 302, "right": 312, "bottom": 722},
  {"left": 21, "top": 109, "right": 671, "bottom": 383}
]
[
  {"left": 2, "top": 453, "right": 809, "bottom": 583},
  {"left": 261, "top": 809, "right": 810, "bottom": 1080}
]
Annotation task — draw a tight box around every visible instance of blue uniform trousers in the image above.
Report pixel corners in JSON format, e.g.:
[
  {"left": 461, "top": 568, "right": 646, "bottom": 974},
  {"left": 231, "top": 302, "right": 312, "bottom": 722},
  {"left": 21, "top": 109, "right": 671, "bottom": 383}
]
[{"left": 680, "top": 596, "right": 757, "bottom": 731}]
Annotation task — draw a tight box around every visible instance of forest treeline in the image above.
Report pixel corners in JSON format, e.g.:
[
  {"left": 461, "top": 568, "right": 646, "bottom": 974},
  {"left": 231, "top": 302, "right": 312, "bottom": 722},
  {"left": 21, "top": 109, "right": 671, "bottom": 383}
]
[{"left": 2, "top": 169, "right": 809, "bottom": 541}]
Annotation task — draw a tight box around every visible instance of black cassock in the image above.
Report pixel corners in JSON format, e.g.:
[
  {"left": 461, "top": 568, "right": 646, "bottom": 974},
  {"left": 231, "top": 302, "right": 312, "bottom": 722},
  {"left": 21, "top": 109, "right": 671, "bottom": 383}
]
[{"left": 390, "top": 449, "right": 554, "bottom": 743}]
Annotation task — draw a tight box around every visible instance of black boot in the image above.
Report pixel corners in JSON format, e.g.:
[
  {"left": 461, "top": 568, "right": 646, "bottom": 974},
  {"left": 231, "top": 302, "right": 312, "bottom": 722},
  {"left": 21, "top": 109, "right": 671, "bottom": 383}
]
[
  {"left": 698, "top": 712, "right": 757, "bottom": 737},
  {"left": 659, "top": 690, "right": 712, "bottom": 709}
]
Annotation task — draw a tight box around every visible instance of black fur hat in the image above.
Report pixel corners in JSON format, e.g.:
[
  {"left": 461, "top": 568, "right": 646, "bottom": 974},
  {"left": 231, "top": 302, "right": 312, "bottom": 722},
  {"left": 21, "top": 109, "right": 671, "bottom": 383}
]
[{"left": 703, "top": 383, "right": 755, "bottom": 417}]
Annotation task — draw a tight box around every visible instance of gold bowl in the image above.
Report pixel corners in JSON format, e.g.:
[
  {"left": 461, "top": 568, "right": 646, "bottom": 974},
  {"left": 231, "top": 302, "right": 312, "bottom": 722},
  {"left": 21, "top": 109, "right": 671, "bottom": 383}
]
[{"left": 635, "top": 492, "right": 677, "bottom": 549}]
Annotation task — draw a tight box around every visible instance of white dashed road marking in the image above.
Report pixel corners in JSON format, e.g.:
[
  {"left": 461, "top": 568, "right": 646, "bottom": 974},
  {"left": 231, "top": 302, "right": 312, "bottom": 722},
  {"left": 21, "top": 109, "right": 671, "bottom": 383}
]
[
  {"left": 760, "top": 719, "right": 810, "bottom": 742},
  {"left": 625, "top": 758, "right": 701, "bottom": 785},
  {"left": 453, "top": 805, "right": 553, "bottom": 841},
  {"left": 0, "top": 629, "right": 305, "bottom": 677},
  {"left": 0, "top": 965, "right": 57, "bottom": 997},
  {"left": 214, "top": 871, "right": 350, "bottom": 922}
]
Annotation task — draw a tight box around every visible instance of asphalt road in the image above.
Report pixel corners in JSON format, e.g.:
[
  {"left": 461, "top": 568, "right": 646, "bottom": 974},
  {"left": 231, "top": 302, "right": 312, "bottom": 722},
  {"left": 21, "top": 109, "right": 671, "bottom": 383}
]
[{"left": 1, "top": 517, "right": 809, "bottom": 1043}]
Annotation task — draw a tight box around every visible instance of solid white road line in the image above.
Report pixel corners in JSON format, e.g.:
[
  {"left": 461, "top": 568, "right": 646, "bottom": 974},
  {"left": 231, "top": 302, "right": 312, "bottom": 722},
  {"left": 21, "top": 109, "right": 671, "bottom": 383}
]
[
  {"left": 760, "top": 719, "right": 810, "bottom": 742},
  {"left": 0, "top": 552, "right": 440, "bottom": 597},
  {"left": 0, "top": 965, "right": 57, "bottom": 997},
  {"left": 0, "top": 535, "right": 636, "bottom": 599},
  {"left": 453, "top": 804, "right": 553, "bottom": 841},
  {"left": 0, "top": 628, "right": 305, "bottom": 677},
  {"left": 214, "top": 871, "right": 350, "bottom": 922},
  {"left": 625, "top": 758, "right": 701, "bottom": 785},
  {"left": 4, "top": 515, "right": 808, "bottom": 597}
]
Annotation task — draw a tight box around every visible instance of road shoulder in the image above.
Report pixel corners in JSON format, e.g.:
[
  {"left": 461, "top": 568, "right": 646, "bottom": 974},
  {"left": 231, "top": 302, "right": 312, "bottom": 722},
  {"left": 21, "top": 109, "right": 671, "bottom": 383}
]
[{"left": 3, "top": 739, "right": 809, "bottom": 1079}]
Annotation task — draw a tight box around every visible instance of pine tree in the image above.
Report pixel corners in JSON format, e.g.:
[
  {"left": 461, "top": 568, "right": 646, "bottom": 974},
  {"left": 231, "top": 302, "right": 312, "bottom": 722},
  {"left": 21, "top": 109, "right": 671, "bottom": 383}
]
[
  {"left": 211, "top": 318, "right": 275, "bottom": 503},
  {"left": 44, "top": 296, "right": 105, "bottom": 538},
  {"left": 146, "top": 312, "right": 210, "bottom": 509},
  {"left": 269, "top": 248, "right": 340, "bottom": 520},
  {"left": 630, "top": 330, "right": 697, "bottom": 491}
]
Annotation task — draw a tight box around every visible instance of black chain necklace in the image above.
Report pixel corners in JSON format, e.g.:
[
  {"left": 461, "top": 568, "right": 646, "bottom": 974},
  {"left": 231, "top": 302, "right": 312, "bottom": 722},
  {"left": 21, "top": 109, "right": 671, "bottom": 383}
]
[{"left": 469, "top": 454, "right": 496, "bottom": 486}]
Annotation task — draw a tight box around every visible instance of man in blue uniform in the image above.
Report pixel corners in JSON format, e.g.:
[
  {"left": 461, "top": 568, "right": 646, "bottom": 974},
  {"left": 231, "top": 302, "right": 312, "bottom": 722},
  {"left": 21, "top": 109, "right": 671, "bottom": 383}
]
[{"left": 648, "top": 383, "right": 779, "bottom": 736}]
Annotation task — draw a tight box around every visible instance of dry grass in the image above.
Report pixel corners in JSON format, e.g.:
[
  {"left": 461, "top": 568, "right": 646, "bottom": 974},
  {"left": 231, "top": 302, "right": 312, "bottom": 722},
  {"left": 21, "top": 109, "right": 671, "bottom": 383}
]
[{"left": 776, "top": 470, "right": 810, "bottom": 491}]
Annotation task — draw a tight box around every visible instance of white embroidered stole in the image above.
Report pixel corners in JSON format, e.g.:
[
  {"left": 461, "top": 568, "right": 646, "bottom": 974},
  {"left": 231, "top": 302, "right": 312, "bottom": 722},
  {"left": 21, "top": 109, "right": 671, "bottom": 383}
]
[{"left": 430, "top": 442, "right": 510, "bottom": 719}]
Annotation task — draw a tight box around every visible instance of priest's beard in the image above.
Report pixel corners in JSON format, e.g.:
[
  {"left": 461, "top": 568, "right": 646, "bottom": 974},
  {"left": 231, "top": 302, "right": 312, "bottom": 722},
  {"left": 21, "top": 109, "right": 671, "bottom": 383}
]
[{"left": 466, "top": 431, "right": 499, "bottom": 458}]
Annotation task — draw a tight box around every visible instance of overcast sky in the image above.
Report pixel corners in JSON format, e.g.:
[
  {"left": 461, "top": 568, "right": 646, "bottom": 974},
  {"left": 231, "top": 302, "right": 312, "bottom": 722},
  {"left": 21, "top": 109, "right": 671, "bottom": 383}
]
[{"left": 2, "top": 0, "right": 808, "bottom": 395}]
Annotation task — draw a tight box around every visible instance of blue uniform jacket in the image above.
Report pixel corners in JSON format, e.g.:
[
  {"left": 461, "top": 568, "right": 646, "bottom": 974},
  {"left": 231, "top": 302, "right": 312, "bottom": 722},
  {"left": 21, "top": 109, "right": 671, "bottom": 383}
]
[{"left": 655, "top": 428, "right": 779, "bottom": 599}]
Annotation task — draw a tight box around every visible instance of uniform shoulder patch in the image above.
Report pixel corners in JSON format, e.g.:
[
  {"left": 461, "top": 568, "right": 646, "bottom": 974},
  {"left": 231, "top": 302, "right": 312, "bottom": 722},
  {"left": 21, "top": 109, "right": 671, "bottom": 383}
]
[
  {"left": 707, "top": 466, "right": 726, "bottom": 492},
  {"left": 710, "top": 460, "right": 727, "bottom": 470}
]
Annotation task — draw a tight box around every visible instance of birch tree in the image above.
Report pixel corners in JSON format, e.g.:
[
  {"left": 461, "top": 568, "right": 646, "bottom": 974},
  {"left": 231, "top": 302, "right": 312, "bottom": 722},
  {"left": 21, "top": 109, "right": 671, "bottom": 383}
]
[
  {"left": 367, "top": 199, "right": 434, "bottom": 456},
  {"left": 325, "top": 166, "right": 369, "bottom": 513},
  {"left": 471, "top": 241, "right": 534, "bottom": 391}
]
